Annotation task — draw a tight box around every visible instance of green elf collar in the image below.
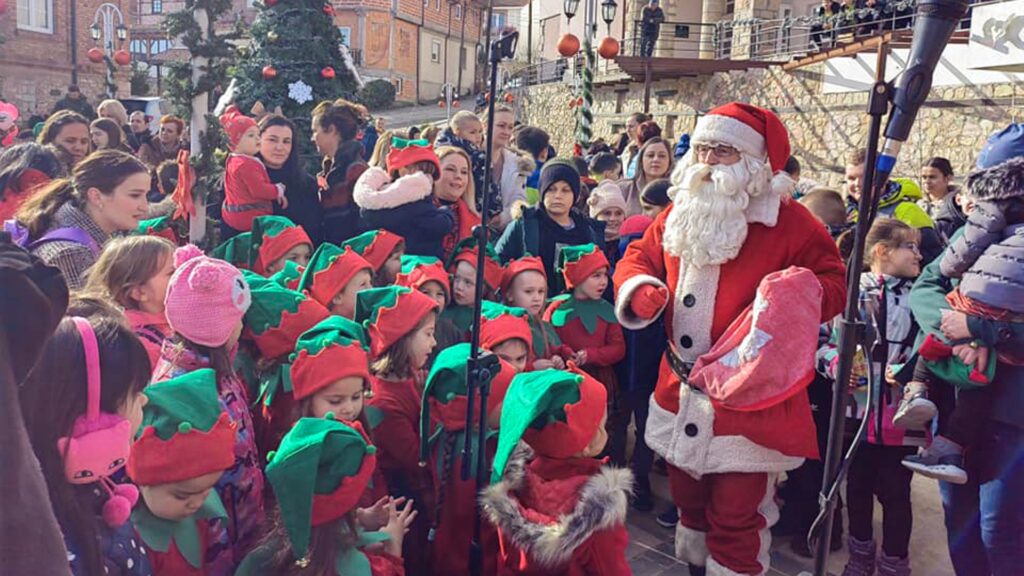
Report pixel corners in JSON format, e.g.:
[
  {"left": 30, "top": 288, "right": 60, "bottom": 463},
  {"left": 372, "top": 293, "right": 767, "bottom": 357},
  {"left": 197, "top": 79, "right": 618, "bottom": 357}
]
[
  {"left": 132, "top": 491, "right": 228, "bottom": 569},
  {"left": 441, "top": 304, "right": 475, "bottom": 334},
  {"left": 528, "top": 315, "right": 562, "bottom": 359},
  {"left": 333, "top": 530, "right": 392, "bottom": 576},
  {"left": 257, "top": 362, "right": 295, "bottom": 409},
  {"left": 547, "top": 295, "right": 617, "bottom": 335}
]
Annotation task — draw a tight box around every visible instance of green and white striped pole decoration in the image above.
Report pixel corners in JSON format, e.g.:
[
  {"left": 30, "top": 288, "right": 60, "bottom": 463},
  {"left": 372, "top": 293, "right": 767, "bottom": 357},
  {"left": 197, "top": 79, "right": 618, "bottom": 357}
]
[{"left": 580, "top": 34, "right": 594, "bottom": 151}]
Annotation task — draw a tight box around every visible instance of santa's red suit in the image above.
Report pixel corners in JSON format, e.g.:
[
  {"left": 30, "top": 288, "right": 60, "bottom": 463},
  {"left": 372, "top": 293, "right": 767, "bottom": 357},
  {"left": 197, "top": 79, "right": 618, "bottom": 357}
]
[{"left": 613, "top": 103, "right": 846, "bottom": 576}]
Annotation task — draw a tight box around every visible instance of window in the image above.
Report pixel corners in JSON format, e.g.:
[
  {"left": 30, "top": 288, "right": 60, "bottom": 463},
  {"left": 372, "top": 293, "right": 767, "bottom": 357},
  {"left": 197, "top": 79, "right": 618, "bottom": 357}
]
[
  {"left": 394, "top": 78, "right": 404, "bottom": 95},
  {"left": 338, "top": 26, "right": 351, "bottom": 47},
  {"left": 431, "top": 40, "right": 442, "bottom": 63},
  {"left": 460, "top": 46, "right": 467, "bottom": 70},
  {"left": 153, "top": 0, "right": 162, "bottom": 13},
  {"left": 436, "top": 0, "right": 441, "bottom": 9},
  {"left": 491, "top": 13, "right": 506, "bottom": 30},
  {"left": 16, "top": 0, "right": 53, "bottom": 33},
  {"left": 454, "top": 3, "right": 462, "bottom": 20}
]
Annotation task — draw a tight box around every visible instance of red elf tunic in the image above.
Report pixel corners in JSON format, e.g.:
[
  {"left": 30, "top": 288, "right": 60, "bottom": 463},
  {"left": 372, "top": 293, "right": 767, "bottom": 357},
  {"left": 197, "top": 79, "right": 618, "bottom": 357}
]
[
  {"left": 223, "top": 154, "right": 281, "bottom": 232},
  {"left": 544, "top": 295, "right": 626, "bottom": 387},
  {"left": 480, "top": 447, "right": 633, "bottom": 576}
]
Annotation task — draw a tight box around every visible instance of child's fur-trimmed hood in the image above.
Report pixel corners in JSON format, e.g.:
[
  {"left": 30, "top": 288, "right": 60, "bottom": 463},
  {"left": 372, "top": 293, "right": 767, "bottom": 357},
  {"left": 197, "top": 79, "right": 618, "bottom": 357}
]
[
  {"left": 968, "top": 156, "right": 1024, "bottom": 202},
  {"left": 479, "top": 443, "right": 633, "bottom": 570},
  {"left": 353, "top": 166, "right": 434, "bottom": 210}
]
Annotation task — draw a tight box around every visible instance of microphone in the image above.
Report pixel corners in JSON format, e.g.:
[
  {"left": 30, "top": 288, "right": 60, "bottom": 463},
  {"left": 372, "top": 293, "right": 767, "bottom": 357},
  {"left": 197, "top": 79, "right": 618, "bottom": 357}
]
[{"left": 875, "top": 0, "right": 968, "bottom": 184}]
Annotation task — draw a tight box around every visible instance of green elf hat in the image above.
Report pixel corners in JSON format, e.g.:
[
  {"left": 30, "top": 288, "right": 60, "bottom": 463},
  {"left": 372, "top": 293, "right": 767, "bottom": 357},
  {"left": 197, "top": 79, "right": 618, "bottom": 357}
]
[
  {"left": 491, "top": 366, "right": 607, "bottom": 483},
  {"left": 290, "top": 316, "right": 371, "bottom": 401},
  {"left": 340, "top": 229, "right": 405, "bottom": 272},
  {"left": 243, "top": 271, "right": 331, "bottom": 360},
  {"left": 211, "top": 232, "right": 253, "bottom": 271},
  {"left": 354, "top": 286, "right": 439, "bottom": 359},
  {"left": 446, "top": 237, "right": 504, "bottom": 294},
  {"left": 267, "top": 417, "right": 378, "bottom": 561},
  {"left": 557, "top": 243, "right": 609, "bottom": 290},
  {"left": 250, "top": 215, "right": 312, "bottom": 276},
  {"left": 134, "top": 215, "right": 180, "bottom": 245},
  {"left": 479, "top": 301, "right": 533, "bottom": 353},
  {"left": 419, "top": 343, "right": 517, "bottom": 462},
  {"left": 395, "top": 255, "right": 450, "bottom": 303},
  {"left": 269, "top": 259, "right": 303, "bottom": 291},
  {"left": 128, "top": 368, "right": 236, "bottom": 486},
  {"left": 298, "top": 244, "right": 373, "bottom": 308}
]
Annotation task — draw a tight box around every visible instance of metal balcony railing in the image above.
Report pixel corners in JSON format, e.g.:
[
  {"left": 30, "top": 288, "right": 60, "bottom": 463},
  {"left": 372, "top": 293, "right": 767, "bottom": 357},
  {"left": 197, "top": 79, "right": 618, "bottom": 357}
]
[{"left": 624, "top": 20, "right": 720, "bottom": 59}]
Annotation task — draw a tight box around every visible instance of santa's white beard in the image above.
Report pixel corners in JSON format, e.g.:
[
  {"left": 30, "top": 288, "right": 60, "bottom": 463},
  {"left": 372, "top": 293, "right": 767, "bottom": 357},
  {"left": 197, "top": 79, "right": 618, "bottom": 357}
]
[{"left": 663, "top": 160, "right": 760, "bottom": 267}]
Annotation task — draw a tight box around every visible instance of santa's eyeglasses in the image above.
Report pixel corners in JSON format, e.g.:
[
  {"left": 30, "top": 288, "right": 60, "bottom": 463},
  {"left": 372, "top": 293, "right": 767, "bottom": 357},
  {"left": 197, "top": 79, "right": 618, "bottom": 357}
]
[{"left": 692, "top": 143, "right": 741, "bottom": 160}]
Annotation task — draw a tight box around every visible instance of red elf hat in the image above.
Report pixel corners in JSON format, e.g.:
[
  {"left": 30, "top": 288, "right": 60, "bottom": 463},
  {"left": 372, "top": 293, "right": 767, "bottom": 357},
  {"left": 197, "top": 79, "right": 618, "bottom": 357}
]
[
  {"left": 395, "top": 255, "right": 451, "bottom": 303},
  {"left": 290, "top": 316, "right": 371, "bottom": 401},
  {"left": 385, "top": 136, "right": 441, "bottom": 177},
  {"left": 250, "top": 216, "right": 312, "bottom": 276},
  {"left": 354, "top": 286, "right": 439, "bottom": 358},
  {"left": 448, "top": 237, "right": 504, "bottom": 293},
  {"left": 558, "top": 243, "right": 609, "bottom": 290},
  {"left": 243, "top": 271, "right": 331, "bottom": 360},
  {"left": 341, "top": 229, "right": 405, "bottom": 273},
  {"left": 218, "top": 105, "right": 258, "bottom": 150},
  {"left": 500, "top": 255, "right": 547, "bottom": 295},
  {"left": 298, "top": 244, "right": 373, "bottom": 308},
  {"left": 480, "top": 301, "right": 533, "bottom": 353}
]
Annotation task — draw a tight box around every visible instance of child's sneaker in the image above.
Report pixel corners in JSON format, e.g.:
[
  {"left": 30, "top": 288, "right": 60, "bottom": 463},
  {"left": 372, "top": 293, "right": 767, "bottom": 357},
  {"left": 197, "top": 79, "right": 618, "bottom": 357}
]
[
  {"left": 876, "top": 551, "right": 911, "bottom": 576},
  {"left": 656, "top": 506, "right": 678, "bottom": 528},
  {"left": 892, "top": 380, "right": 937, "bottom": 429},
  {"left": 841, "top": 537, "right": 876, "bottom": 576},
  {"left": 902, "top": 436, "right": 968, "bottom": 484}
]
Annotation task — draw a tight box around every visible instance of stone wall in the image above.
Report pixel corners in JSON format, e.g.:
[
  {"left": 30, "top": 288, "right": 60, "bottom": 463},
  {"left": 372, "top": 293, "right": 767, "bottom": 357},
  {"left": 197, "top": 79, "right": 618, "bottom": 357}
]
[{"left": 517, "top": 64, "right": 1024, "bottom": 189}]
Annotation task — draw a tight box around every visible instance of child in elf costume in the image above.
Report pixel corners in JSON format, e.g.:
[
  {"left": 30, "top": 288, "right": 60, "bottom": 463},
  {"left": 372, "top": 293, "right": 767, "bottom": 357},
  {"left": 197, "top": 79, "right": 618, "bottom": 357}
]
[
  {"left": 298, "top": 243, "right": 374, "bottom": 318},
  {"left": 290, "top": 315, "right": 393, "bottom": 523},
  {"left": 418, "top": 343, "right": 516, "bottom": 575},
  {"left": 129, "top": 369, "right": 236, "bottom": 576},
  {"left": 355, "top": 286, "right": 440, "bottom": 575},
  {"left": 545, "top": 244, "right": 626, "bottom": 464},
  {"left": 395, "top": 255, "right": 462, "bottom": 363},
  {"left": 235, "top": 417, "right": 417, "bottom": 575},
  {"left": 480, "top": 368, "right": 634, "bottom": 575},
  {"left": 354, "top": 137, "right": 454, "bottom": 260},
  {"left": 155, "top": 246, "right": 264, "bottom": 565},
  {"left": 444, "top": 237, "right": 504, "bottom": 339},
  {"left": 342, "top": 229, "right": 406, "bottom": 286},
  {"left": 219, "top": 106, "right": 287, "bottom": 234},
  {"left": 501, "top": 255, "right": 570, "bottom": 370},
  {"left": 480, "top": 301, "right": 534, "bottom": 374},
  {"left": 210, "top": 232, "right": 253, "bottom": 271},
  {"left": 241, "top": 272, "right": 330, "bottom": 458},
  {"left": 249, "top": 215, "right": 312, "bottom": 276}
]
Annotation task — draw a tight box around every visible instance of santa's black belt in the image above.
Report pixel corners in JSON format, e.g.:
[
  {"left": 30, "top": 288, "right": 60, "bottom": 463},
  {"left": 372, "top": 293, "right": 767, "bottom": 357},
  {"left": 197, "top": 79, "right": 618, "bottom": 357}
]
[{"left": 665, "top": 347, "right": 695, "bottom": 383}]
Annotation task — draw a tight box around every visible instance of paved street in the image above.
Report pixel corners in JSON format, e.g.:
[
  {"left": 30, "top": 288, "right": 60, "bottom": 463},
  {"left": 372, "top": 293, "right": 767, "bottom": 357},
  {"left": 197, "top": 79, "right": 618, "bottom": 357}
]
[
  {"left": 626, "top": 472, "right": 954, "bottom": 575},
  {"left": 378, "top": 102, "right": 454, "bottom": 130}
]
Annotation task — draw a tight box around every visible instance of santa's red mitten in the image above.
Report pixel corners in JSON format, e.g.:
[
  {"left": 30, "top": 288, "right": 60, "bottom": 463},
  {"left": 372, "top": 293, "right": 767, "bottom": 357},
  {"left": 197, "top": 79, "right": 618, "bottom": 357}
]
[
  {"left": 630, "top": 285, "right": 668, "bottom": 321},
  {"left": 918, "top": 333, "right": 953, "bottom": 361}
]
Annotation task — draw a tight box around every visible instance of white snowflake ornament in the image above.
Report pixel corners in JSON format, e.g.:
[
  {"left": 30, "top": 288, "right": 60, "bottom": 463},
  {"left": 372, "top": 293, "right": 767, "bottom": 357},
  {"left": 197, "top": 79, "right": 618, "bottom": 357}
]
[{"left": 288, "top": 80, "right": 313, "bottom": 104}]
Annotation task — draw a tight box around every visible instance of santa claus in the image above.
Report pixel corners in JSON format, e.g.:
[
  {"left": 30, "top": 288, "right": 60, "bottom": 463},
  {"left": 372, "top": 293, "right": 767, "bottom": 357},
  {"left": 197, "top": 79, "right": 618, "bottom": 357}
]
[{"left": 613, "top": 102, "right": 847, "bottom": 576}]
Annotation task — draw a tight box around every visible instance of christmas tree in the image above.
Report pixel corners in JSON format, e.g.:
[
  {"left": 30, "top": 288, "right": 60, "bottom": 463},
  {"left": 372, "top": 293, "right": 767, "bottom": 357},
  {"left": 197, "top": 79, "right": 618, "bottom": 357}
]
[{"left": 233, "top": 0, "right": 360, "bottom": 126}]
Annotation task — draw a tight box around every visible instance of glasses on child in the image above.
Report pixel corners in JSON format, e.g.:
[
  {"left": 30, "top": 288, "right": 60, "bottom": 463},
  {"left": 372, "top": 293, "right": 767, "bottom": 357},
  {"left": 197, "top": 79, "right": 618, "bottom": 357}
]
[{"left": 692, "top": 143, "right": 741, "bottom": 160}]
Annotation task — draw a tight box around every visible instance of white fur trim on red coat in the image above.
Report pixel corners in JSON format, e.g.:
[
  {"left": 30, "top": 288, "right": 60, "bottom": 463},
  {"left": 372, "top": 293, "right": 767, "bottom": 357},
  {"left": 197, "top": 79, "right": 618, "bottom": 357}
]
[
  {"left": 614, "top": 273, "right": 668, "bottom": 330},
  {"left": 353, "top": 166, "right": 434, "bottom": 209},
  {"left": 671, "top": 263, "right": 720, "bottom": 363},
  {"left": 644, "top": 386, "right": 804, "bottom": 478},
  {"left": 693, "top": 114, "right": 766, "bottom": 161},
  {"left": 676, "top": 523, "right": 709, "bottom": 567}
]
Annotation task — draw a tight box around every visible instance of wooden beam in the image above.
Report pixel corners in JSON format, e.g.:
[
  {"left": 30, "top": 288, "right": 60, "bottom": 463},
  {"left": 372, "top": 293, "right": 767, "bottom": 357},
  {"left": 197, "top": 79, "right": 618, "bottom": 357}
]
[{"left": 782, "top": 33, "right": 890, "bottom": 71}]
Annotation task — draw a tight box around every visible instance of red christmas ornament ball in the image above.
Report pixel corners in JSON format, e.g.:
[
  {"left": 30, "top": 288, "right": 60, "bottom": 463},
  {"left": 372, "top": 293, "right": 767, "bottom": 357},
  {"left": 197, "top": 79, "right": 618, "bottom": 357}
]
[
  {"left": 262, "top": 65, "right": 278, "bottom": 80},
  {"left": 504, "top": 93, "right": 514, "bottom": 103},
  {"left": 557, "top": 34, "right": 580, "bottom": 58},
  {"left": 438, "top": 100, "right": 445, "bottom": 108},
  {"left": 321, "top": 66, "right": 336, "bottom": 79},
  {"left": 452, "top": 99, "right": 460, "bottom": 108},
  {"left": 87, "top": 47, "right": 104, "bottom": 64},
  {"left": 598, "top": 37, "right": 620, "bottom": 59},
  {"left": 113, "top": 49, "right": 131, "bottom": 66}
]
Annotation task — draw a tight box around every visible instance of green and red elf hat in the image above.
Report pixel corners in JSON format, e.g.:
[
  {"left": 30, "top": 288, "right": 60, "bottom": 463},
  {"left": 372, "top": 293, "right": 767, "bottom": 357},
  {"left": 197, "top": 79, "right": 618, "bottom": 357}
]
[
  {"left": 290, "top": 316, "right": 371, "bottom": 401},
  {"left": 419, "top": 342, "right": 516, "bottom": 462},
  {"left": 385, "top": 137, "right": 441, "bottom": 177},
  {"left": 268, "top": 259, "right": 303, "bottom": 291},
  {"left": 134, "top": 215, "right": 181, "bottom": 245},
  {"left": 480, "top": 301, "right": 533, "bottom": 353},
  {"left": 128, "top": 368, "right": 236, "bottom": 486},
  {"left": 446, "top": 237, "right": 504, "bottom": 294},
  {"left": 557, "top": 243, "right": 609, "bottom": 290},
  {"left": 395, "top": 255, "right": 450, "bottom": 302},
  {"left": 250, "top": 215, "right": 312, "bottom": 276},
  {"left": 242, "top": 271, "right": 331, "bottom": 360},
  {"left": 500, "top": 255, "right": 546, "bottom": 295},
  {"left": 491, "top": 366, "right": 607, "bottom": 483},
  {"left": 266, "top": 416, "right": 378, "bottom": 562},
  {"left": 354, "top": 286, "right": 439, "bottom": 359},
  {"left": 298, "top": 243, "right": 373, "bottom": 308},
  {"left": 211, "top": 232, "right": 253, "bottom": 271},
  {"left": 341, "top": 229, "right": 405, "bottom": 273}
]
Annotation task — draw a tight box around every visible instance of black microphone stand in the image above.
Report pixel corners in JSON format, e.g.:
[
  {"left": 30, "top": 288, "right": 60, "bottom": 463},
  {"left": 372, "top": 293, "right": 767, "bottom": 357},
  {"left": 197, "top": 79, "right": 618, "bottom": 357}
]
[{"left": 460, "top": 19, "right": 519, "bottom": 576}]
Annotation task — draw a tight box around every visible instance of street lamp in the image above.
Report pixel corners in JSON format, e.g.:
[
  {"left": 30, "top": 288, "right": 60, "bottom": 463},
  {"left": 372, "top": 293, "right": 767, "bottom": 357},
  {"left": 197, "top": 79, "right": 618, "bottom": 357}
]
[
  {"left": 90, "top": 22, "right": 101, "bottom": 41},
  {"left": 601, "top": 0, "right": 617, "bottom": 29},
  {"left": 563, "top": 0, "right": 580, "bottom": 22},
  {"left": 116, "top": 23, "right": 128, "bottom": 41}
]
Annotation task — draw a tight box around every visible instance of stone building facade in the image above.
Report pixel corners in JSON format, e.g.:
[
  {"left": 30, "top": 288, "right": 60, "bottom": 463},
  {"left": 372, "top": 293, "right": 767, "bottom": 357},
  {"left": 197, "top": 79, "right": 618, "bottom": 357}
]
[{"left": 517, "top": 63, "right": 1023, "bottom": 188}]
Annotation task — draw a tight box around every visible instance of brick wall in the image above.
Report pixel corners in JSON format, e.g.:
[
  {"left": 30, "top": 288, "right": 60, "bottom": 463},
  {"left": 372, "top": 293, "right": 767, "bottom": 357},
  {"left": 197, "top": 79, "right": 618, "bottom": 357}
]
[{"left": 517, "top": 64, "right": 1024, "bottom": 188}]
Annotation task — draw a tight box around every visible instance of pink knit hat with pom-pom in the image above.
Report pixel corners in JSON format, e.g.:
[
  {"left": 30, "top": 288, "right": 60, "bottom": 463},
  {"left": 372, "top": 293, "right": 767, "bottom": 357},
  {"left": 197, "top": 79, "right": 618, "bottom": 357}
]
[{"left": 165, "top": 245, "right": 252, "bottom": 347}]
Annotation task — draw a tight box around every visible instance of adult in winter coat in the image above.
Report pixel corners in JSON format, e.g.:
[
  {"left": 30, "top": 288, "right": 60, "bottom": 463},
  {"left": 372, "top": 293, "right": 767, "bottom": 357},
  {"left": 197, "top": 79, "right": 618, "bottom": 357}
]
[
  {"left": 616, "top": 137, "right": 673, "bottom": 216},
  {"left": 495, "top": 159, "right": 605, "bottom": 288},
  {"left": 434, "top": 146, "right": 481, "bottom": 261},
  {"left": 614, "top": 103, "right": 846, "bottom": 576},
  {"left": 312, "top": 99, "right": 370, "bottom": 244},
  {"left": 485, "top": 105, "right": 533, "bottom": 228},
  {"left": 258, "top": 115, "right": 323, "bottom": 246}
]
